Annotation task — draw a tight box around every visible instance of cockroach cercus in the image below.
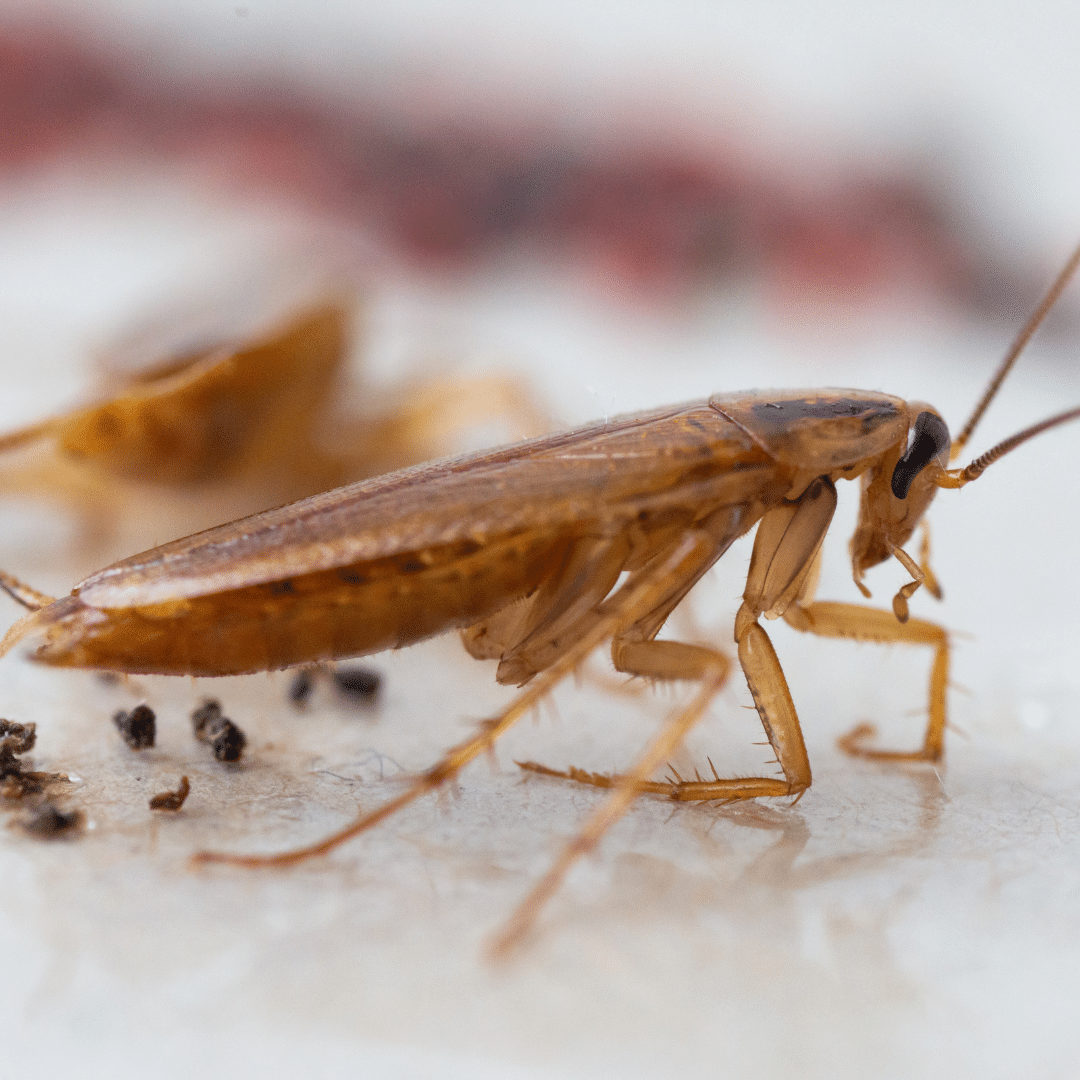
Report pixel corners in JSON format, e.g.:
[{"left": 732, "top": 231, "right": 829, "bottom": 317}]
[{"left": 3, "top": 243, "right": 1080, "bottom": 957}]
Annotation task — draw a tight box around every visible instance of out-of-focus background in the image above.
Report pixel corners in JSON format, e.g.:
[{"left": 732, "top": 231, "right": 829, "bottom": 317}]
[{"left": 2, "top": 3, "right": 1080, "bottom": 1078}]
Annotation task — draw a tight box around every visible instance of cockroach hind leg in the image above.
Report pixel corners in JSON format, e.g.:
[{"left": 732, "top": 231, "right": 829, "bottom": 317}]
[{"left": 516, "top": 759, "right": 675, "bottom": 794}]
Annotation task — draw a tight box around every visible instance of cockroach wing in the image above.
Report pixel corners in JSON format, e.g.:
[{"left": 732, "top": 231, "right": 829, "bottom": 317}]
[{"left": 75, "top": 402, "right": 779, "bottom": 609}]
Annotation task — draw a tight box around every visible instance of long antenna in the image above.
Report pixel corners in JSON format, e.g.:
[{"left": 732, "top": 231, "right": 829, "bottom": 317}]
[
  {"left": 951, "top": 239, "right": 1080, "bottom": 461},
  {"left": 939, "top": 404, "right": 1080, "bottom": 488}
]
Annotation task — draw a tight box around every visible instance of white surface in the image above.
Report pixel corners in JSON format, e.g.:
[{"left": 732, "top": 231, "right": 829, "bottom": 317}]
[{"left": 2, "top": 4, "right": 1080, "bottom": 1080}]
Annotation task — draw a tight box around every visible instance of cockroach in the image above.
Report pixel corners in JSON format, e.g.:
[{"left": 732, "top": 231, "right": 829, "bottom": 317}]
[
  {"left": 0, "top": 293, "right": 351, "bottom": 503},
  {"left": 2, "top": 244, "right": 1080, "bottom": 956},
  {"left": 0, "top": 276, "right": 548, "bottom": 534}
]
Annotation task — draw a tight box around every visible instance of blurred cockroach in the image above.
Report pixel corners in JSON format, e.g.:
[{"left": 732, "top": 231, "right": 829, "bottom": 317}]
[
  {"left": 0, "top": 275, "right": 545, "bottom": 536},
  {"left": 2, "top": 244, "right": 1080, "bottom": 957}
]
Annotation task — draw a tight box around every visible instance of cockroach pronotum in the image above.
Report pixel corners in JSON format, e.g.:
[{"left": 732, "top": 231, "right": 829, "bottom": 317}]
[{"left": 2, "top": 243, "right": 1080, "bottom": 957}]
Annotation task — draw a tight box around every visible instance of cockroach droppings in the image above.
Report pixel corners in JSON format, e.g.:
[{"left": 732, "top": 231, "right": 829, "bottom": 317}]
[
  {"left": 288, "top": 669, "right": 314, "bottom": 707},
  {"left": 112, "top": 704, "right": 156, "bottom": 750},
  {"left": 0, "top": 718, "right": 36, "bottom": 767},
  {"left": 17, "top": 803, "right": 84, "bottom": 839},
  {"left": 332, "top": 665, "right": 382, "bottom": 705},
  {"left": 191, "top": 700, "right": 247, "bottom": 763},
  {"left": 0, "top": 720, "right": 66, "bottom": 800},
  {"left": 150, "top": 775, "right": 190, "bottom": 811}
]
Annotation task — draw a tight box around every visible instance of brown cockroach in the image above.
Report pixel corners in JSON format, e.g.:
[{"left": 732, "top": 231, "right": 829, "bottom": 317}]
[
  {"left": 0, "top": 277, "right": 545, "bottom": 534},
  {"left": 2, "top": 243, "right": 1080, "bottom": 956}
]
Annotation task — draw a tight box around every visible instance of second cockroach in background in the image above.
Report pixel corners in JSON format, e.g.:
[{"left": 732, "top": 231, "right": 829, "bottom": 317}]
[{"left": 2, "top": 243, "right": 1080, "bottom": 956}]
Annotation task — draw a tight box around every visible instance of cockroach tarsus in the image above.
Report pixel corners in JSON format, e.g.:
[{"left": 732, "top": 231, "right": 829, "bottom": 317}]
[{"left": 3, "top": 245, "right": 1080, "bottom": 956}]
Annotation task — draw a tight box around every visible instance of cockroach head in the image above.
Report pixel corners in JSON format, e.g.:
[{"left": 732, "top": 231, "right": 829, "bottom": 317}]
[{"left": 850, "top": 403, "right": 949, "bottom": 583}]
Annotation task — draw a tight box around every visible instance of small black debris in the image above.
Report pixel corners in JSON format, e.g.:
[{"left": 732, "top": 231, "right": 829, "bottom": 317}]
[
  {"left": 0, "top": 720, "right": 69, "bottom": 802},
  {"left": 18, "top": 803, "right": 84, "bottom": 839},
  {"left": 331, "top": 666, "right": 382, "bottom": 704},
  {"left": 112, "top": 705, "right": 156, "bottom": 750},
  {"left": 149, "top": 775, "right": 190, "bottom": 811},
  {"left": 288, "top": 669, "right": 314, "bottom": 707},
  {"left": 191, "top": 700, "right": 247, "bottom": 763},
  {"left": 0, "top": 719, "right": 36, "bottom": 761},
  {"left": 0, "top": 720, "right": 44, "bottom": 798}
]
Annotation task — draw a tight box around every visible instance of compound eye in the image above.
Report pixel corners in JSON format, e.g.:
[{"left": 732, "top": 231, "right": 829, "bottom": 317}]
[{"left": 891, "top": 411, "right": 951, "bottom": 499}]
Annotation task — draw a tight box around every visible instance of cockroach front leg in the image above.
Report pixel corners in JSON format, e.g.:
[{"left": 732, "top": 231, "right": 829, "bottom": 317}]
[{"left": 783, "top": 600, "right": 949, "bottom": 763}]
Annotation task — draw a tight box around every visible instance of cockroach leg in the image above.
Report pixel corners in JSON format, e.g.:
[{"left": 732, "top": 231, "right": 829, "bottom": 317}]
[
  {"left": 194, "top": 530, "right": 724, "bottom": 907},
  {"left": 888, "top": 544, "right": 928, "bottom": 623},
  {"left": 783, "top": 601, "right": 949, "bottom": 762},
  {"left": 491, "top": 648, "right": 732, "bottom": 959},
  {"left": 349, "top": 372, "right": 549, "bottom": 477},
  {"left": 0, "top": 570, "right": 55, "bottom": 612},
  {"left": 918, "top": 523, "right": 943, "bottom": 600}
]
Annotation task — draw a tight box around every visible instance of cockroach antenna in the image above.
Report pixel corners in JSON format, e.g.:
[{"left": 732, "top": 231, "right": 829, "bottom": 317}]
[{"left": 940, "top": 238, "right": 1080, "bottom": 487}]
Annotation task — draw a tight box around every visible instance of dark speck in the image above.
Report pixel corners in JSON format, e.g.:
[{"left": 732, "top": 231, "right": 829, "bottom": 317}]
[
  {"left": 112, "top": 705, "right": 156, "bottom": 750},
  {"left": 149, "top": 776, "right": 190, "bottom": 811},
  {"left": 289, "top": 670, "right": 314, "bottom": 706},
  {"left": 18, "top": 803, "right": 84, "bottom": 839},
  {"left": 332, "top": 666, "right": 382, "bottom": 705},
  {"left": 192, "top": 700, "right": 247, "bottom": 763}
]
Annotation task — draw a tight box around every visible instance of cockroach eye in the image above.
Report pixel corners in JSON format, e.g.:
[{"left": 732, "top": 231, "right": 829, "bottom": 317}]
[{"left": 891, "top": 411, "right": 951, "bottom": 499}]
